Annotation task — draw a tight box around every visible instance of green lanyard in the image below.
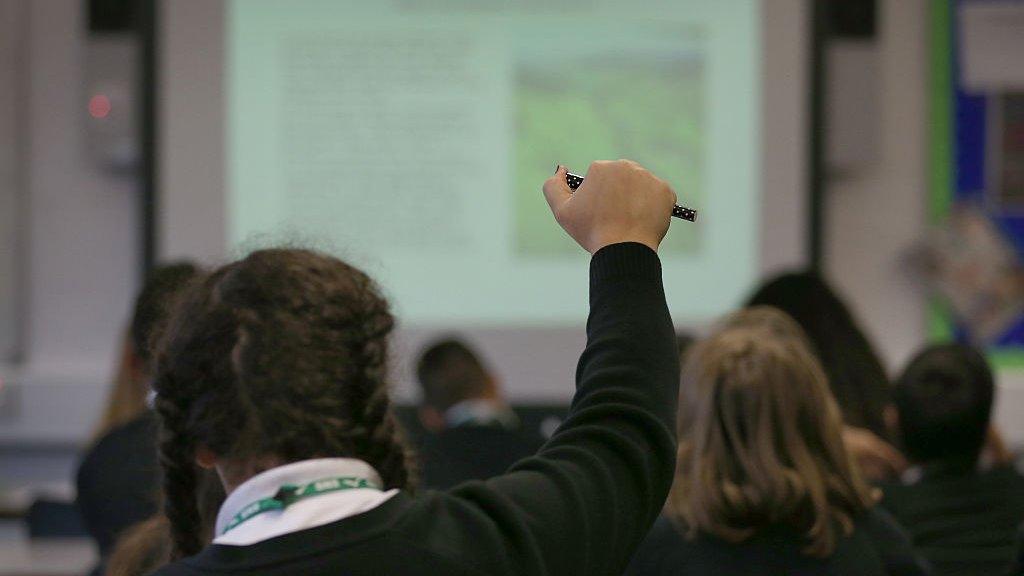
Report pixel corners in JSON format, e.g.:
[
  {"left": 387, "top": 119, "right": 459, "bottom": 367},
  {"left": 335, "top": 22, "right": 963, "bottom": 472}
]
[{"left": 222, "top": 476, "right": 381, "bottom": 535}]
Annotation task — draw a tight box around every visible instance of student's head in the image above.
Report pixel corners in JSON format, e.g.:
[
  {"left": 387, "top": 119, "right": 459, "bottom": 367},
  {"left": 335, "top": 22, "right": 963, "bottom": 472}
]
[
  {"left": 94, "top": 262, "right": 202, "bottom": 438},
  {"left": 894, "top": 343, "right": 994, "bottom": 467},
  {"left": 152, "top": 248, "right": 413, "bottom": 559},
  {"left": 131, "top": 263, "right": 204, "bottom": 370},
  {"left": 747, "top": 271, "right": 890, "bottom": 436},
  {"left": 722, "top": 305, "right": 812, "bottom": 344},
  {"left": 415, "top": 338, "right": 498, "bottom": 431},
  {"left": 668, "top": 308, "right": 875, "bottom": 558}
]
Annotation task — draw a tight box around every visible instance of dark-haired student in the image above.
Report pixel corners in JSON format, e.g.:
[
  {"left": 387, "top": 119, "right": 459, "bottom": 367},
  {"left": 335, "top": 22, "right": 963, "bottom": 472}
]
[
  {"left": 149, "top": 161, "right": 680, "bottom": 576},
  {"left": 747, "top": 272, "right": 906, "bottom": 482},
  {"left": 626, "top": 307, "right": 929, "bottom": 576},
  {"left": 76, "top": 263, "right": 202, "bottom": 575},
  {"left": 882, "top": 344, "right": 1024, "bottom": 576},
  {"left": 414, "top": 338, "right": 544, "bottom": 489}
]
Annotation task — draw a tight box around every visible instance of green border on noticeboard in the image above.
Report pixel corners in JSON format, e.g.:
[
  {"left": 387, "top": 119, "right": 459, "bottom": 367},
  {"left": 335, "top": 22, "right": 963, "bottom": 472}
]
[{"left": 929, "top": 0, "right": 1024, "bottom": 369}]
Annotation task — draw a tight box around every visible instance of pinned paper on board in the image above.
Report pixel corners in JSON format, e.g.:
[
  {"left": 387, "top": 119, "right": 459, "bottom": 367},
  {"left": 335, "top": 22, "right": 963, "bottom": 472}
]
[
  {"left": 959, "top": 2, "right": 1024, "bottom": 92},
  {"left": 909, "top": 208, "right": 1024, "bottom": 345}
]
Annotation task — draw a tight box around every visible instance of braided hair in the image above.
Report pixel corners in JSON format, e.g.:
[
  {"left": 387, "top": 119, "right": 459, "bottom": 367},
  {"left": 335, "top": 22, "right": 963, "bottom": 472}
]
[{"left": 152, "top": 249, "right": 414, "bottom": 559}]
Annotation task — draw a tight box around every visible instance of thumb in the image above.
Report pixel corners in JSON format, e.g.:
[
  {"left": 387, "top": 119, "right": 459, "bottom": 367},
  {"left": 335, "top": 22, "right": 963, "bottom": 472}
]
[{"left": 543, "top": 165, "right": 573, "bottom": 219}]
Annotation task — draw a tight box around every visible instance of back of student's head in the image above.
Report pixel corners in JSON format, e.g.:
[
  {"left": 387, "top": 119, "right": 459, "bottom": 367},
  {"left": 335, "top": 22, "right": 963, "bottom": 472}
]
[
  {"left": 416, "top": 338, "right": 493, "bottom": 412},
  {"left": 131, "top": 262, "right": 203, "bottom": 366},
  {"left": 668, "top": 308, "right": 875, "bottom": 558},
  {"left": 94, "top": 262, "right": 202, "bottom": 439},
  {"left": 894, "top": 343, "right": 994, "bottom": 467},
  {"left": 723, "top": 305, "right": 812, "bottom": 344},
  {"left": 152, "top": 248, "right": 413, "bottom": 559},
  {"left": 746, "top": 271, "right": 890, "bottom": 436}
]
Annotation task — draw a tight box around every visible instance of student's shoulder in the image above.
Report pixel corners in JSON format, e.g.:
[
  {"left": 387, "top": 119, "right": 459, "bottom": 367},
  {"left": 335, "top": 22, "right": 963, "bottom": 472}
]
[
  {"left": 858, "top": 506, "right": 910, "bottom": 538},
  {"left": 148, "top": 560, "right": 199, "bottom": 576},
  {"left": 77, "top": 413, "right": 158, "bottom": 484},
  {"left": 984, "top": 464, "right": 1024, "bottom": 507},
  {"left": 855, "top": 506, "right": 931, "bottom": 576},
  {"left": 987, "top": 463, "right": 1024, "bottom": 485},
  {"left": 390, "top": 486, "right": 554, "bottom": 574},
  {"left": 624, "top": 517, "right": 731, "bottom": 576},
  {"left": 641, "top": 515, "right": 688, "bottom": 549},
  {"left": 86, "top": 413, "right": 159, "bottom": 460}
]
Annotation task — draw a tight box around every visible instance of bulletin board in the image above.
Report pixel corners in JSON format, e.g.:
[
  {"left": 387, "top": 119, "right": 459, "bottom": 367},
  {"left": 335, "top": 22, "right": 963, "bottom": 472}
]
[{"left": 930, "top": 0, "right": 1024, "bottom": 366}]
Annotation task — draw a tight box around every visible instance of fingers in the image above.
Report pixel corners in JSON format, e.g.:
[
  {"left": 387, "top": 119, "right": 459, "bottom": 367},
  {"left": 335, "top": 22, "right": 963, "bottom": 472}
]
[
  {"left": 866, "top": 437, "right": 907, "bottom": 476},
  {"left": 543, "top": 165, "right": 573, "bottom": 220},
  {"left": 985, "top": 425, "right": 1014, "bottom": 465},
  {"left": 843, "top": 426, "right": 907, "bottom": 479}
]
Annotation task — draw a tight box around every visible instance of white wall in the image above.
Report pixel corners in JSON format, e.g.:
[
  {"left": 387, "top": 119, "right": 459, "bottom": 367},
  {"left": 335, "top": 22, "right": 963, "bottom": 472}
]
[
  {"left": 0, "top": 0, "right": 139, "bottom": 445},
  {"left": 10, "top": 0, "right": 1023, "bottom": 449},
  {"left": 0, "top": 0, "right": 27, "bottom": 364},
  {"left": 823, "top": 0, "right": 1024, "bottom": 443},
  {"left": 824, "top": 0, "right": 928, "bottom": 373},
  {"left": 760, "top": 0, "right": 810, "bottom": 274},
  {"left": 24, "top": 0, "right": 139, "bottom": 372}
]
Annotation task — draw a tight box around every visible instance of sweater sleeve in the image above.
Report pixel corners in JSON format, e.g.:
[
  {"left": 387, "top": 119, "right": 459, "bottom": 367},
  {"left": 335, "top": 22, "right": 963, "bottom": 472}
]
[{"left": 402, "top": 242, "right": 680, "bottom": 576}]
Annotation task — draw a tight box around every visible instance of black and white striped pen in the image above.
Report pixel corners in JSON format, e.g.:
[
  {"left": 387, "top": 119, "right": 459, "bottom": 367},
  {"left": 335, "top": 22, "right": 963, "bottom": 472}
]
[{"left": 564, "top": 171, "right": 698, "bottom": 222}]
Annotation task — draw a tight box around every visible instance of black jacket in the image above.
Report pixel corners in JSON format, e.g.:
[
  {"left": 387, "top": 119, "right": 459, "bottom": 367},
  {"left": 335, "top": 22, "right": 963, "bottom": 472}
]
[
  {"left": 76, "top": 411, "right": 161, "bottom": 555},
  {"left": 153, "top": 242, "right": 679, "bottom": 576},
  {"left": 882, "top": 464, "right": 1024, "bottom": 576},
  {"left": 416, "top": 423, "right": 545, "bottom": 490},
  {"left": 625, "top": 510, "right": 929, "bottom": 576}
]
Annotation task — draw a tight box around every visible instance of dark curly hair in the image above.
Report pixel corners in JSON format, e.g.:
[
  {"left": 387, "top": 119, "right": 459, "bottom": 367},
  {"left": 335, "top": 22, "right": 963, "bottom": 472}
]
[{"left": 151, "top": 248, "right": 414, "bottom": 559}]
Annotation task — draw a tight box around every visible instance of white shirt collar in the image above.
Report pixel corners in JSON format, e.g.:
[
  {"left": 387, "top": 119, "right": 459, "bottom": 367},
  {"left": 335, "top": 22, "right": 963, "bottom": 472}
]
[
  {"left": 213, "top": 458, "right": 398, "bottom": 546},
  {"left": 443, "top": 399, "right": 519, "bottom": 430}
]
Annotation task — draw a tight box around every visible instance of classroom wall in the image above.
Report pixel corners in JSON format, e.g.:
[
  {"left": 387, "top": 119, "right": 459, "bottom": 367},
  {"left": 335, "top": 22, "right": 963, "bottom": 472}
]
[
  {"left": 0, "top": 0, "right": 138, "bottom": 448},
  {"left": 825, "top": 0, "right": 928, "bottom": 374},
  {"left": 0, "top": 0, "right": 25, "bottom": 365},
  {"left": 821, "top": 0, "right": 1024, "bottom": 441},
  {"left": 4, "top": 0, "right": 1023, "bottom": 488}
]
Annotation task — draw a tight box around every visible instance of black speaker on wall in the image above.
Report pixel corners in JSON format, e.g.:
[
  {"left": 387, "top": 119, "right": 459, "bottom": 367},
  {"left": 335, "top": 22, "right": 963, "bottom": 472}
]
[
  {"left": 87, "top": 0, "right": 136, "bottom": 33},
  {"left": 829, "top": 0, "right": 876, "bottom": 39}
]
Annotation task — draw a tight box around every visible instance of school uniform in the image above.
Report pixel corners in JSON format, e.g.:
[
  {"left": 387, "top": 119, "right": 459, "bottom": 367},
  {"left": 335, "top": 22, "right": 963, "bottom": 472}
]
[
  {"left": 76, "top": 411, "right": 161, "bottom": 567},
  {"left": 152, "top": 242, "right": 680, "bottom": 576},
  {"left": 624, "top": 510, "right": 929, "bottom": 576},
  {"left": 416, "top": 401, "right": 545, "bottom": 490},
  {"left": 882, "top": 463, "right": 1024, "bottom": 576}
]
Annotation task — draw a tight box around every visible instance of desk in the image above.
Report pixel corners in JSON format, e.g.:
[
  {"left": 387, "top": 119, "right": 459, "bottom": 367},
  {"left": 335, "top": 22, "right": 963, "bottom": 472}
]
[{"left": 0, "top": 537, "right": 96, "bottom": 576}]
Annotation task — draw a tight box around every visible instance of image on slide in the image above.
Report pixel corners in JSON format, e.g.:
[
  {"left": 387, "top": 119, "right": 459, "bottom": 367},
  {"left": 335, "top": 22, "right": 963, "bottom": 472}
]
[{"left": 514, "top": 47, "right": 705, "bottom": 256}]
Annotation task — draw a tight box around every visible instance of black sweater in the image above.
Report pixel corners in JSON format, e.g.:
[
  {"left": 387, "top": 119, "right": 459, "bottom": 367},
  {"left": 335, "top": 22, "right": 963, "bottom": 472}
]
[
  {"left": 625, "top": 509, "right": 930, "bottom": 576},
  {"left": 882, "top": 464, "right": 1024, "bottom": 576},
  {"left": 152, "top": 242, "right": 680, "bottom": 576},
  {"left": 77, "top": 412, "right": 161, "bottom": 554},
  {"left": 416, "top": 424, "right": 546, "bottom": 490}
]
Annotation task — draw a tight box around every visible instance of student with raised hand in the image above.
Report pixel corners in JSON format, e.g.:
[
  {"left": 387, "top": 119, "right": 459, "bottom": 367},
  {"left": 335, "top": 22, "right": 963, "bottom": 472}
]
[
  {"left": 149, "top": 160, "right": 680, "bottom": 576},
  {"left": 626, "top": 307, "right": 928, "bottom": 576}
]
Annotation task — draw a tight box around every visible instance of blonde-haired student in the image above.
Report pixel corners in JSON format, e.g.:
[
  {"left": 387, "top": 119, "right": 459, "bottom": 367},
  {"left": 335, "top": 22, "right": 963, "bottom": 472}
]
[{"left": 626, "top": 307, "right": 929, "bottom": 576}]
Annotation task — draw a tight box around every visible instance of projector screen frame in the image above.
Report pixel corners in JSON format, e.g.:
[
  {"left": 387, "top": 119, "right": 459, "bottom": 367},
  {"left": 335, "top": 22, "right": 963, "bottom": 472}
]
[{"left": 157, "top": 0, "right": 810, "bottom": 401}]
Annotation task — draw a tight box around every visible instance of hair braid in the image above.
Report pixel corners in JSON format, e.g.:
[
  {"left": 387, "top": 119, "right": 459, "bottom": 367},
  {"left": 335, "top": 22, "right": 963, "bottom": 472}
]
[
  {"left": 153, "top": 268, "right": 246, "bottom": 560},
  {"left": 156, "top": 394, "right": 204, "bottom": 559},
  {"left": 152, "top": 249, "right": 418, "bottom": 560},
  {"left": 343, "top": 273, "right": 415, "bottom": 491}
]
